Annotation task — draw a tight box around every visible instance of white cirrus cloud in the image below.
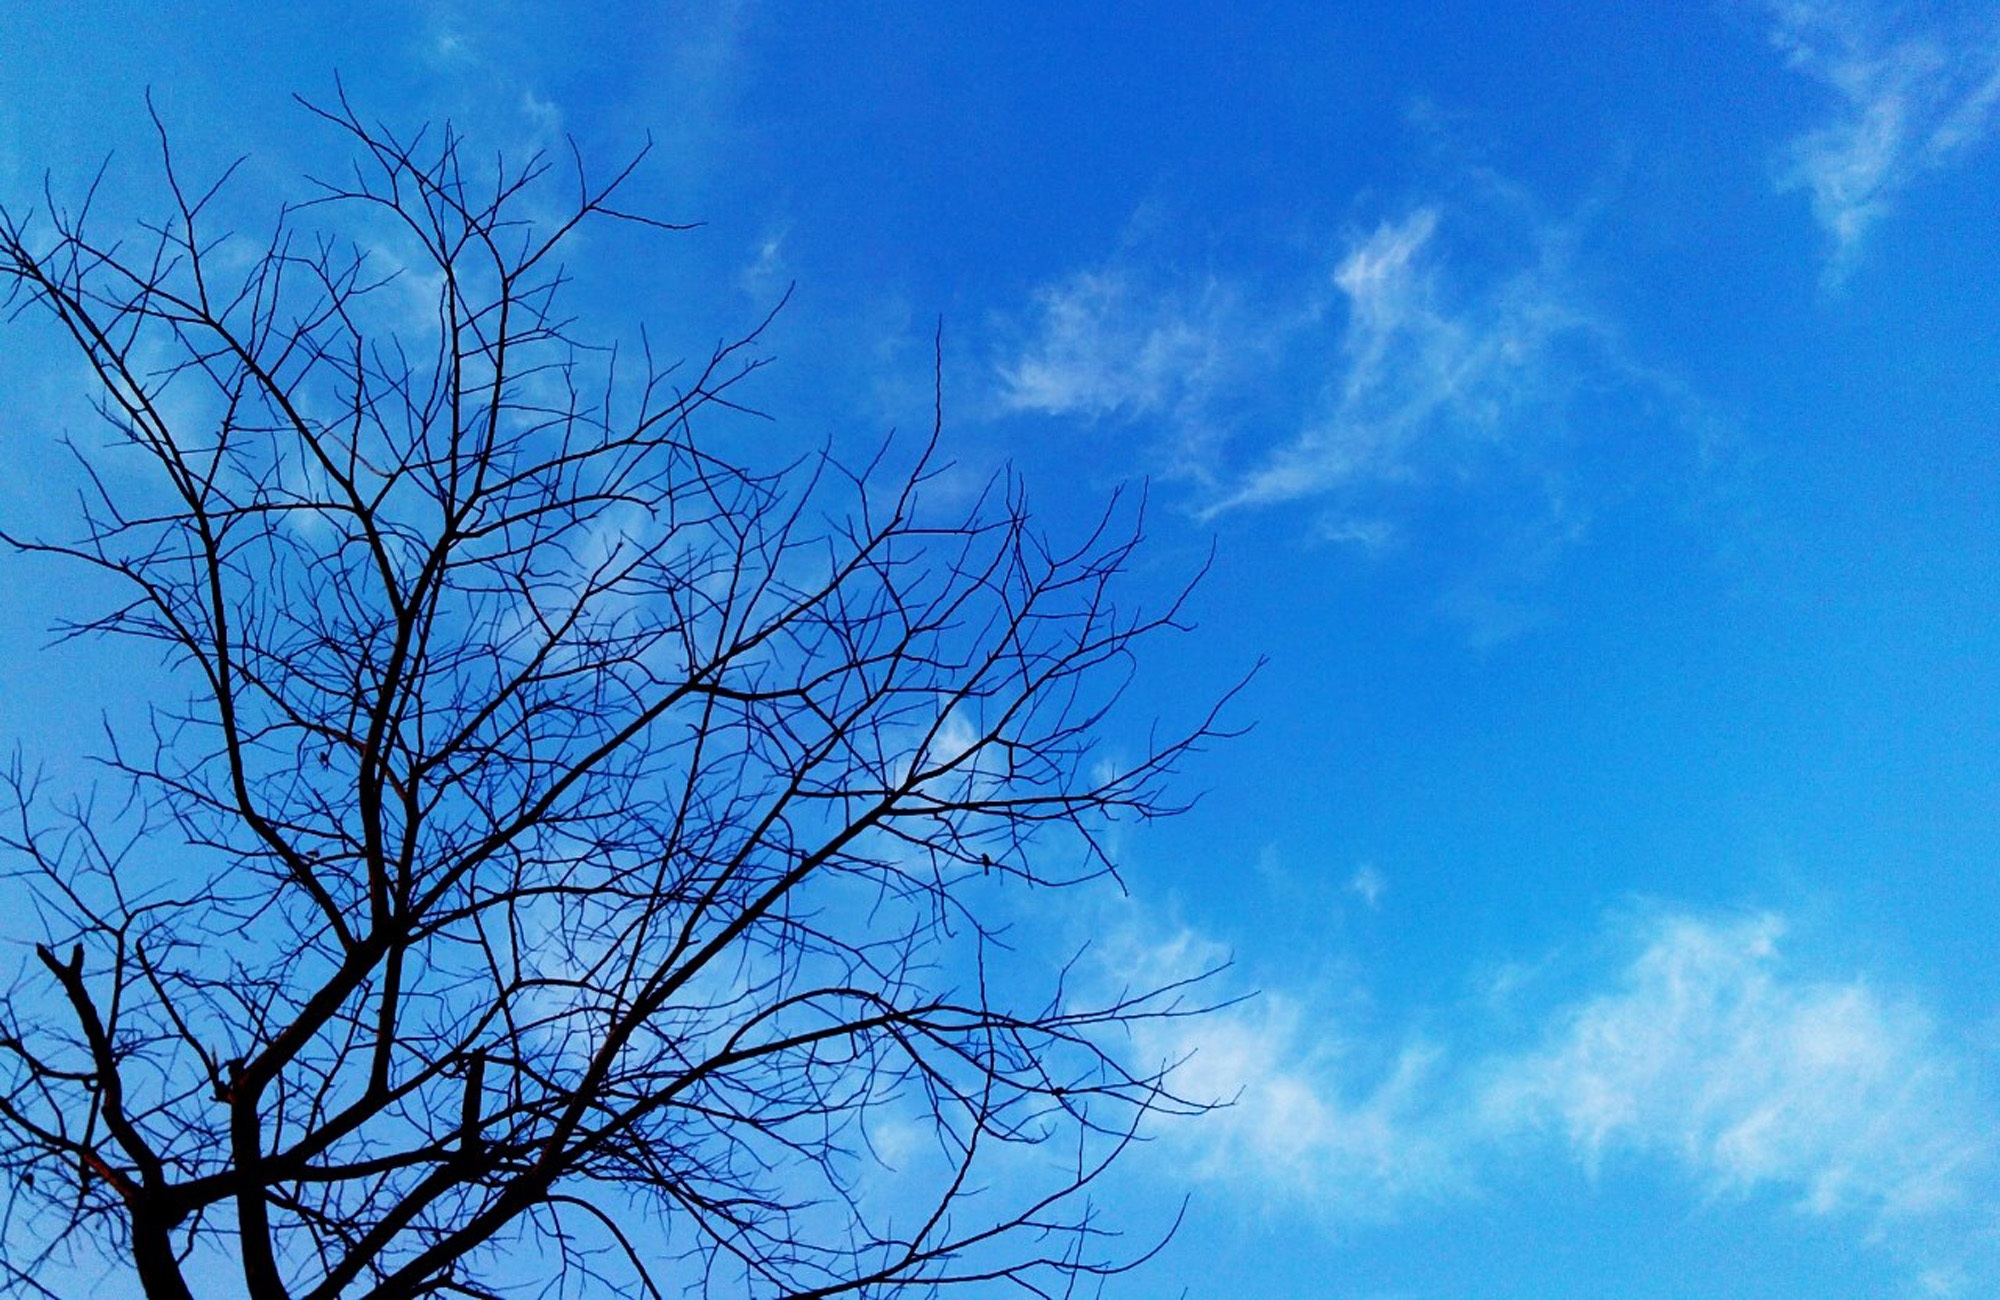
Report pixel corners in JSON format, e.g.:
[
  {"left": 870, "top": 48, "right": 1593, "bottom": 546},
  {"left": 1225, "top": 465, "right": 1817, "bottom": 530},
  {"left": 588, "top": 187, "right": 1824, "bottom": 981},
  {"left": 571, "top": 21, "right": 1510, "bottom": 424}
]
[
  {"left": 1349, "top": 863, "right": 1388, "bottom": 909},
  {"left": 1764, "top": 0, "right": 2000, "bottom": 280},
  {"left": 1206, "top": 205, "right": 1615, "bottom": 518},
  {"left": 1170, "top": 992, "right": 1460, "bottom": 1213},
  {"left": 1099, "top": 921, "right": 1463, "bottom": 1215},
  {"left": 993, "top": 194, "right": 1703, "bottom": 557},
  {"left": 1115, "top": 905, "right": 1993, "bottom": 1284},
  {"left": 995, "top": 264, "right": 1245, "bottom": 426},
  {"left": 1480, "top": 911, "right": 1987, "bottom": 1222}
]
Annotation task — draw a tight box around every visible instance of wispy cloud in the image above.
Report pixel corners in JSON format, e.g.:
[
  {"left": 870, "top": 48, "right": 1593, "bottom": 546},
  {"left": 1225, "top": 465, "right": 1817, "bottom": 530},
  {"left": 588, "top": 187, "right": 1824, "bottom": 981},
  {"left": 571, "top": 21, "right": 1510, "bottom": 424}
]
[
  {"left": 991, "top": 190, "right": 1707, "bottom": 624},
  {"left": 1764, "top": 0, "right": 2000, "bottom": 280},
  {"left": 1179, "top": 998, "right": 1458, "bottom": 1212},
  {"left": 1349, "top": 863, "right": 1388, "bottom": 910},
  {"left": 1208, "top": 205, "right": 1609, "bottom": 518},
  {"left": 995, "top": 263, "right": 1247, "bottom": 428},
  {"left": 1104, "top": 923, "right": 1463, "bottom": 1214},
  {"left": 1125, "top": 906, "right": 1993, "bottom": 1281},
  {"left": 1482, "top": 911, "right": 1984, "bottom": 1221}
]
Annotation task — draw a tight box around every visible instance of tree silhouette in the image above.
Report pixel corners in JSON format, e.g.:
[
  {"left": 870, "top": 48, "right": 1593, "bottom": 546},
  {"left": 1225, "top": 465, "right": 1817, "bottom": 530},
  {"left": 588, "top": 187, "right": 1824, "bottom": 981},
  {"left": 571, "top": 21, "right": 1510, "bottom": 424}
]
[{"left": 0, "top": 95, "right": 1233, "bottom": 1300}]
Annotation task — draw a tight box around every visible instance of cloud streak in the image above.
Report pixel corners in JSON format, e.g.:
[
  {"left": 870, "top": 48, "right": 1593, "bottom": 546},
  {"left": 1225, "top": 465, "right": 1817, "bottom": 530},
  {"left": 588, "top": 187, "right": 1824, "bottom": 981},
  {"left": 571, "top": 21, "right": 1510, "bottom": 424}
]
[
  {"left": 996, "top": 266, "right": 1242, "bottom": 425},
  {"left": 991, "top": 191, "right": 1702, "bottom": 595},
  {"left": 1104, "top": 923, "right": 1462, "bottom": 1216},
  {"left": 1482, "top": 912, "right": 1982, "bottom": 1221},
  {"left": 1764, "top": 0, "right": 2000, "bottom": 279},
  {"left": 1207, "top": 205, "right": 1609, "bottom": 517},
  {"left": 1133, "top": 906, "right": 1992, "bottom": 1281}
]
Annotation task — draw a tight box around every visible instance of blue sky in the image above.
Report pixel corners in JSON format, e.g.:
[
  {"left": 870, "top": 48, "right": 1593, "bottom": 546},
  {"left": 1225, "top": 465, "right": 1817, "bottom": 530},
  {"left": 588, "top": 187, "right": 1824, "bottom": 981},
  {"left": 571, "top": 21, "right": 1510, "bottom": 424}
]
[{"left": 3, "top": 2, "right": 1999, "bottom": 1296}]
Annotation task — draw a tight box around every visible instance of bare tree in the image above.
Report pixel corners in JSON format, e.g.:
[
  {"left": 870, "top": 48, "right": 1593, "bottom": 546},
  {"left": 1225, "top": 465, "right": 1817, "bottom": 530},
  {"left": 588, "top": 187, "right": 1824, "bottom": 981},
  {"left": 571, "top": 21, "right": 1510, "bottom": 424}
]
[{"left": 0, "top": 96, "right": 1234, "bottom": 1300}]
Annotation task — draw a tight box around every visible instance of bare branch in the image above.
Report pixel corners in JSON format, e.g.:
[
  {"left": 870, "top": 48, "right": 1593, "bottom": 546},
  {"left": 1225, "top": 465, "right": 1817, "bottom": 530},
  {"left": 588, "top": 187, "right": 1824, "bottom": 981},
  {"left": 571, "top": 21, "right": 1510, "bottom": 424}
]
[{"left": 0, "top": 96, "right": 1236, "bottom": 1300}]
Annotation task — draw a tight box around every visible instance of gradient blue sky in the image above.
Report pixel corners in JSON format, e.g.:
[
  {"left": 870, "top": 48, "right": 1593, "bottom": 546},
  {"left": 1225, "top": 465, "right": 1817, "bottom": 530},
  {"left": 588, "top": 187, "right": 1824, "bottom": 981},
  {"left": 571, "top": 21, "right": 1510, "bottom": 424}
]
[{"left": 3, "top": 3, "right": 1999, "bottom": 1297}]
